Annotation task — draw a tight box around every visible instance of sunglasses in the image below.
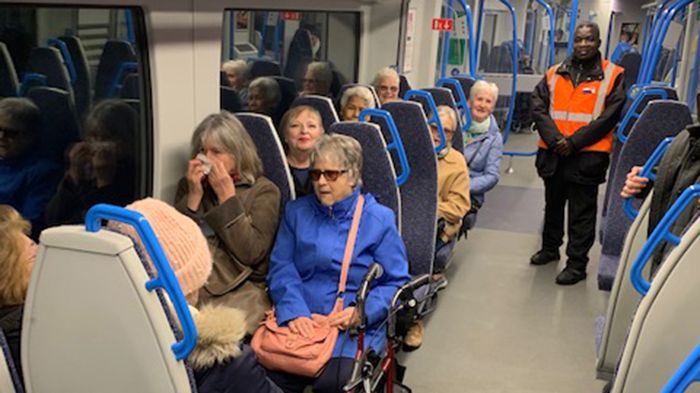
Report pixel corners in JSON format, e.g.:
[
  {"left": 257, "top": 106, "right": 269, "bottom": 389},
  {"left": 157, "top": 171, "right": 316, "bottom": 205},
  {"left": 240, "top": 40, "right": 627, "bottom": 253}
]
[{"left": 309, "top": 169, "right": 348, "bottom": 182}]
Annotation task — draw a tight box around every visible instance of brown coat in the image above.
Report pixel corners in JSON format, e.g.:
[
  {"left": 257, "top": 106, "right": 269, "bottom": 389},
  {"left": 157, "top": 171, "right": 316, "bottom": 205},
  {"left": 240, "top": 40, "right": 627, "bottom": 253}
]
[
  {"left": 174, "top": 176, "right": 281, "bottom": 334},
  {"left": 437, "top": 148, "right": 471, "bottom": 242}
]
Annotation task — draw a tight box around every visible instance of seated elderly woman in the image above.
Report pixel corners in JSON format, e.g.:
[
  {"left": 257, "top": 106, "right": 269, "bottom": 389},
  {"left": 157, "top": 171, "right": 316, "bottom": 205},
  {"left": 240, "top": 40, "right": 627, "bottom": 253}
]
[
  {"left": 339, "top": 85, "right": 375, "bottom": 121},
  {"left": 301, "top": 61, "right": 333, "bottom": 97},
  {"left": 279, "top": 105, "right": 325, "bottom": 197},
  {"left": 248, "top": 77, "right": 281, "bottom": 120},
  {"left": 463, "top": 80, "right": 503, "bottom": 218},
  {"left": 371, "top": 67, "right": 400, "bottom": 105},
  {"left": 174, "top": 111, "right": 281, "bottom": 335},
  {"left": 264, "top": 134, "right": 410, "bottom": 393},
  {"left": 222, "top": 59, "right": 250, "bottom": 103}
]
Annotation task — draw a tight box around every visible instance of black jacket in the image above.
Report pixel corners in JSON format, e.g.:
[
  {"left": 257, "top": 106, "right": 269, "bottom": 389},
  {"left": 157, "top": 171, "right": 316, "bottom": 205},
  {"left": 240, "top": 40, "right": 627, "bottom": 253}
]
[{"left": 531, "top": 52, "right": 626, "bottom": 184}]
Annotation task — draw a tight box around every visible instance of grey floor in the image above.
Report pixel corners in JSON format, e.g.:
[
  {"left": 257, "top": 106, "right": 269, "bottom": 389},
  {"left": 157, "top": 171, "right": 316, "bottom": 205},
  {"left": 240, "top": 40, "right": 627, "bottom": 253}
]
[{"left": 402, "top": 132, "right": 609, "bottom": 393}]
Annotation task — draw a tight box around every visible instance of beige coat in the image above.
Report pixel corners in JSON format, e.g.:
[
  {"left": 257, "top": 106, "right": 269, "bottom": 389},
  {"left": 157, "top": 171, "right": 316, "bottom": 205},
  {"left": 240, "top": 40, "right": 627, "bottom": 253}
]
[{"left": 437, "top": 148, "right": 471, "bottom": 242}]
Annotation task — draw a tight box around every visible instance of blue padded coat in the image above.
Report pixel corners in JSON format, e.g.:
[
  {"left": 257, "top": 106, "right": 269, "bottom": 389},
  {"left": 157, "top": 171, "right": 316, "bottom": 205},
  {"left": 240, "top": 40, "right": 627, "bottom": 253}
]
[
  {"left": 463, "top": 115, "right": 503, "bottom": 206},
  {"left": 268, "top": 190, "right": 410, "bottom": 359}
]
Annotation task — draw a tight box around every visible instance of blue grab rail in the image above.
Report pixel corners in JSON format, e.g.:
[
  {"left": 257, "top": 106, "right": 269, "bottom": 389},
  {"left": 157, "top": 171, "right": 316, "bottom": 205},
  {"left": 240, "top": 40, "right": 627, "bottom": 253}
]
[
  {"left": 47, "top": 39, "right": 77, "bottom": 84},
  {"left": 108, "top": 62, "right": 138, "bottom": 97},
  {"left": 565, "top": 0, "right": 579, "bottom": 57},
  {"left": 661, "top": 345, "right": 700, "bottom": 393},
  {"left": 496, "top": 0, "right": 518, "bottom": 144},
  {"left": 18, "top": 73, "right": 48, "bottom": 96},
  {"left": 616, "top": 87, "right": 670, "bottom": 144},
  {"left": 533, "top": 0, "right": 555, "bottom": 68},
  {"left": 440, "top": 0, "right": 454, "bottom": 80},
  {"left": 84, "top": 204, "right": 197, "bottom": 360},
  {"left": 436, "top": 78, "right": 472, "bottom": 131},
  {"left": 629, "top": 184, "right": 700, "bottom": 295},
  {"left": 623, "top": 137, "right": 674, "bottom": 220},
  {"left": 404, "top": 89, "right": 447, "bottom": 152},
  {"left": 125, "top": 9, "right": 136, "bottom": 45},
  {"left": 359, "top": 108, "right": 411, "bottom": 187},
  {"left": 455, "top": 0, "right": 477, "bottom": 77}
]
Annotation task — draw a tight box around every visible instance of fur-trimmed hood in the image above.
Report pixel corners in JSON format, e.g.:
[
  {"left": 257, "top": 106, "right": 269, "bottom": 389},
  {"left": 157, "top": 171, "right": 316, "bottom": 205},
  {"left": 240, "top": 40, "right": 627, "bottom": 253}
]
[{"left": 188, "top": 304, "right": 247, "bottom": 371}]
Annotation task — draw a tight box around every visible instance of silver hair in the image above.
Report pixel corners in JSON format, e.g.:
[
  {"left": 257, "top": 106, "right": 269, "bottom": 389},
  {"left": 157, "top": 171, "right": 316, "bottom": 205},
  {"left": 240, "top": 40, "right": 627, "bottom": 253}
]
[
  {"left": 310, "top": 134, "right": 363, "bottom": 187},
  {"left": 306, "top": 62, "right": 333, "bottom": 94},
  {"left": 190, "top": 111, "right": 263, "bottom": 184},
  {"left": 221, "top": 59, "right": 249, "bottom": 81},
  {"left": 436, "top": 105, "right": 458, "bottom": 132},
  {"left": 371, "top": 67, "right": 399, "bottom": 88},
  {"left": 469, "top": 80, "right": 499, "bottom": 102},
  {"left": 249, "top": 77, "right": 281, "bottom": 107},
  {"left": 340, "top": 86, "right": 376, "bottom": 112}
]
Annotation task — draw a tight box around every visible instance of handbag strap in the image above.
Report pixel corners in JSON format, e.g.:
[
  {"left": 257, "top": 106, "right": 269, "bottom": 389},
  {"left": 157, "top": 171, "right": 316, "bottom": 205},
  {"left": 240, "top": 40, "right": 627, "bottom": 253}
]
[{"left": 334, "top": 194, "right": 365, "bottom": 310}]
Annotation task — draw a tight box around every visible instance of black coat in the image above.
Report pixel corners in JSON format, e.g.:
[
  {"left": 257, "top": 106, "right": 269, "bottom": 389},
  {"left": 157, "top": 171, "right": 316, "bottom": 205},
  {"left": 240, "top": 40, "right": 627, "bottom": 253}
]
[{"left": 531, "top": 52, "right": 626, "bottom": 185}]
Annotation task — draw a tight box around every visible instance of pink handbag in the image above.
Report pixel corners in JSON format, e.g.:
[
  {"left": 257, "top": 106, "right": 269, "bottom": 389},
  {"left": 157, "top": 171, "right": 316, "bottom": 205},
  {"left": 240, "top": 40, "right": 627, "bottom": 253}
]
[{"left": 251, "top": 195, "right": 364, "bottom": 377}]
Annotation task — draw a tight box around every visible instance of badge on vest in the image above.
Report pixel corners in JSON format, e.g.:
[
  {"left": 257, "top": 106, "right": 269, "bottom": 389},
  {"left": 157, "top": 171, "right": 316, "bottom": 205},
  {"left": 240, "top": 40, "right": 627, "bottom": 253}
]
[{"left": 582, "top": 87, "right": 596, "bottom": 95}]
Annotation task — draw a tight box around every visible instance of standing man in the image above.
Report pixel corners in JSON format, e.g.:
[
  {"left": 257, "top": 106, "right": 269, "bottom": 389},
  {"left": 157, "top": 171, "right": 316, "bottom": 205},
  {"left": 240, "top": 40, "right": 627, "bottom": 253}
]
[{"left": 530, "top": 22, "right": 625, "bottom": 285}]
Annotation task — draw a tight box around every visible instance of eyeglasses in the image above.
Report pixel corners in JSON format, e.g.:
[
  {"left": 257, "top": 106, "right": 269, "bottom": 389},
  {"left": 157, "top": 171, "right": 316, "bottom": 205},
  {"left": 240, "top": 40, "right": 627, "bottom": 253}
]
[
  {"left": 309, "top": 169, "right": 348, "bottom": 182},
  {"left": 378, "top": 85, "right": 399, "bottom": 93}
]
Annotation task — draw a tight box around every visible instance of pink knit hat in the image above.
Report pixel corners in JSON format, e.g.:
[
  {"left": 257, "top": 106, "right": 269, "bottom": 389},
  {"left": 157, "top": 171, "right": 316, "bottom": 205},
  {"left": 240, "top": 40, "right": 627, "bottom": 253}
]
[{"left": 109, "top": 198, "right": 212, "bottom": 303}]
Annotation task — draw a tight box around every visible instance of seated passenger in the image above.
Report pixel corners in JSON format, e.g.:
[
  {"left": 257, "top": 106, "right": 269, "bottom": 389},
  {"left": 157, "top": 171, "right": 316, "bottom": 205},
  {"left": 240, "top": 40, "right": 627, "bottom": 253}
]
[
  {"left": 0, "top": 98, "right": 61, "bottom": 238},
  {"left": 109, "top": 199, "right": 282, "bottom": 393},
  {"left": 339, "top": 85, "right": 375, "bottom": 121},
  {"left": 46, "top": 100, "right": 137, "bottom": 226},
  {"left": 301, "top": 61, "right": 333, "bottom": 97},
  {"left": 222, "top": 59, "right": 250, "bottom": 104},
  {"left": 248, "top": 77, "right": 281, "bottom": 121},
  {"left": 463, "top": 80, "right": 503, "bottom": 218},
  {"left": 280, "top": 105, "right": 324, "bottom": 197},
  {"left": 264, "top": 134, "right": 410, "bottom": 393},
  {"left": 372, "top": 67, "right": 400, "bottom": 105},
  {"left": 0, "top": 205, "right": 36, "bottom": 387},
  {"left": 174, "top": 111, "right": 281, "bottom": 334}
]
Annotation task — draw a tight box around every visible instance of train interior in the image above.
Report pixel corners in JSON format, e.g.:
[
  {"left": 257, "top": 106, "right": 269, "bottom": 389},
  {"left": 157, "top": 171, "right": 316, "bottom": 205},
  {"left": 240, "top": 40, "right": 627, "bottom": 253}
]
[{"left": 1, "top": 0, "right": 700, "bottom": 392}]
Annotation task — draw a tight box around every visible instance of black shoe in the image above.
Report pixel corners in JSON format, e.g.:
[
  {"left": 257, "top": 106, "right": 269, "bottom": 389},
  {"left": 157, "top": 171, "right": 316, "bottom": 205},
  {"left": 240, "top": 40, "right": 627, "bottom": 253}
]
[
  {"left": 555, "top": 266, "right": 587, "bottom": 285},
  {"left": 530, "top": 249, "right": 560, "bottom": 265}
]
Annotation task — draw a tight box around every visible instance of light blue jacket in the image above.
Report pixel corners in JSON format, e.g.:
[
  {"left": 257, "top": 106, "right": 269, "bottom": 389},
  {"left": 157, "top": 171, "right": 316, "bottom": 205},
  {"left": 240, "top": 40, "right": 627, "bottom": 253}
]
[
  {"left": 463, "top": 115, "right": 503, "bottom": 206},
  {"left": 268, "top": 190, "right": 410, "bottom": 358}
]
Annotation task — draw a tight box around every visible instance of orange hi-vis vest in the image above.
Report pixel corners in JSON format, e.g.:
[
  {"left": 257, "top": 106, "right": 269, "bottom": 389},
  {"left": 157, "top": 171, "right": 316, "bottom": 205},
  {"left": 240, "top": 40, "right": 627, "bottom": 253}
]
[{"left": 537, "top": 59, "right": 623, "bottom": 153}]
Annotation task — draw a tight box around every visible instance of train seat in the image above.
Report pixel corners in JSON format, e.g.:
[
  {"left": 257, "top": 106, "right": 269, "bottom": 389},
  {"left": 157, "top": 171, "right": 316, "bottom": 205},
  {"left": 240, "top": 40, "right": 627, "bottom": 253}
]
[
  {"left": 611, "top": 213, "right": 700, "bottom": 393},
  {"left": 383, "top": 100, "right": 438, "bottom": 276},
  {"left": 23, "top": 221, "right": 198, "bottom": 393},
  {"left": 94, "top": 40, "right": 136, "bottom": 101},
  {"left": 248, "top": 59, "right": 281, "bottom": 79},
  {"left": 598, "top": 101, "right": 691, "bottom": 291},
  {"left": 235, "top": 113, "right": 295, "bottom": 207},
  {"left": 618, "top": 52, "right": 642, "bottom": 92},
  {"left": 421, "top": 87, "right": 464, "bottom": 152},
  {"left": 270, "top": 76, "right": 297, "bottom": 121},
  {"left": 26, "top": 47, "right": 73, "bottom": 101},
  {"left": 336, "top": 83, "right": 381, "bottom": 109},
  {"left": 596, "top": 192, "right": 653, "bottom": 380},
  {"left": 26, "top": 86, "right": 81, "bottom": 162},
  {"left": 120, "top": 73, "right": 140, "bottom": 100},
  {"left": 330, "top": 121, "right": 401, "bottom": 229},
  {"left": 452, "top": 75, "right": 475, "bottom": 101},
  {"left": 0, "top": 42, "right": 19, "bottom": 98},
  {"left": 290, "top": 95, "right": 339, "bottom": 131},
  {"left": 0, "top": 329, "right": 22, "bottom": 393},
  {"left": 398, "top": 74, "right": 411, "bottom": 101},
  {"left": 58, "top": 36, "right": 91, "bottom": 118},
  {"left": 220, "top": 86, "right": 243, "bottom": 113}
]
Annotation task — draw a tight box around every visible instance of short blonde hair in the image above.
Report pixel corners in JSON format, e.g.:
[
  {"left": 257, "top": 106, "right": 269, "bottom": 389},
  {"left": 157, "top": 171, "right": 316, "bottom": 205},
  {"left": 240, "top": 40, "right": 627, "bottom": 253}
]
[
  {"left": 469, "top": 80, "right": 499, "bottom": 102},
  {"left": 340, "top": 86, "right": 376, "bottom": 112},
  {"left": 279, "top": 105, "right": 324, "bottom": 142},
  {"left": 0, "top": 205, "right": 32, "bottom": 306},
  {"left": 310, "top": 134, "right": 363, "bottom": 187},
  {"left": 190, "top": 111, "right": 263, "bottom": 184}
]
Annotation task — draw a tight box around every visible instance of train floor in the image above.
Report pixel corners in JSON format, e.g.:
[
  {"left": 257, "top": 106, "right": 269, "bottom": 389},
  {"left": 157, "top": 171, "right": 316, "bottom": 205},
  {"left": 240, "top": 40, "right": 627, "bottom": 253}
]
[{"left": 401, "top": 131, "right": 608, "bottom": 393}]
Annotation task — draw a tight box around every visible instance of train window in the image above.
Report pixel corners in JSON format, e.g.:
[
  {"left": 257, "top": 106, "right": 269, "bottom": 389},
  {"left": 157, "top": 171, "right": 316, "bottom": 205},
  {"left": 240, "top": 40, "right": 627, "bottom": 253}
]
[
  {"left": 221, "top": 9, "right": 360, "bottom": 111},
  {"left": 0, "top": 5, "right": 152, "bottom": 238}
]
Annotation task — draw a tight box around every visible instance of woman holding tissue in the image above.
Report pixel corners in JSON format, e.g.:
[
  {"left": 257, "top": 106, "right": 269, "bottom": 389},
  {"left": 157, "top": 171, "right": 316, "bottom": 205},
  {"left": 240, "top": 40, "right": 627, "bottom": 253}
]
[{"left": 174, "top": 111, "right": 281, "bottom": 335}]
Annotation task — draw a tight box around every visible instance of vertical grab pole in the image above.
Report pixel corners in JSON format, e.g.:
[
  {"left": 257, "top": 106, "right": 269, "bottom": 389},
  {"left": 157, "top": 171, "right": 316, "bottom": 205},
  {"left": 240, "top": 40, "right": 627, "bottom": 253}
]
[
  {"left": 496, "top": 0, "right": 518, "bottom": 144},
  {"left": 534, "top": 0, "right": 556, "bottom": 67},
  {"left": 566, "top": 0, "right": 579, "bottom": 57},
  {"left": 641, "top": 0, "right": 694, "bottom": 84},
  {"left": 455, "top": 0, "right": 477, "bottom": 77},
  {"left": 229, "top": 10, "right": 235, "bottom": 59},
  {"left": 440, "top": 0, "right": 454, "bottom": 79},
  {"left": 475, "top": 0, "right": 485, "bottom": 73}
]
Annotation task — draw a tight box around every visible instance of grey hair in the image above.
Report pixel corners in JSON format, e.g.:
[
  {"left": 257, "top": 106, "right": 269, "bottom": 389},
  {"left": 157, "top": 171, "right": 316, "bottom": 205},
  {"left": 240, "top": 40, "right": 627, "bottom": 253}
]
[
  {"left": 306, "top": 62, "right": 333, "bottom": 94},
  {"left": 310, "top": 134, "right": 363, "bottom": 188},
  {"left": 340, "top": 86, "right": 376, "bottom": 112},
  {"left": 0, "top": 97, "right": 41, "bottom": 135},
  {"left": 371, "top": 67, "right": 399, "bottom": 88},
  {"left": 469, "top": 80, "right": 499, "bottom": 102},
  {"left": 190, "top": 111, "right": 263, "bottom": 184},
  {"left": 249, "top": 77, "right": 281, "bottom": 108},
  {"left": 221, "top": 59, "right": 249, "bottom": 81},
  {"left": 436, "top": 105, "right": 458, "bottom": 132}
]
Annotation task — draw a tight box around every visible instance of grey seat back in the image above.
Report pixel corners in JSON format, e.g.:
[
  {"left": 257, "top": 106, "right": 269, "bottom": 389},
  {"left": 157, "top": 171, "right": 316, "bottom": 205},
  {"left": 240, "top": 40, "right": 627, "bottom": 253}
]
[
  {"left": 220, "top": 86, "right": 243, "bottom": 113},
  {"left": 0, "top": 329, "right": 22, "bottom": 393},
  {"left": 291, "top": 95, "right": 339, "bottom": 132},
  {"left": 330, "top": 121, "right": 401, "bottom": 228},
  {"left": 120, "top": 73, "right": 140, "bottom": 100},
  {"left": 94, "top": 40, "right": 136, "bottom": 101},
  {"left": 612, "top": 216, "right": 700, "bottom": 393},
  {"left": 596, "top": 193, "right": 653, "bottom": 380},
  {"left": 422, "top": 87, "right": 464, "bottom": 152},
  {"left": 452, "top": 75, "right": 476, "bottom": 101},
  {"left": 337, "top": 83, "right": 380, "bottom": 109},
  {"left": 0, "top": 42, "right": 19, "bottom": 98},
  {"left": 26, "top": 47, "right": 73, "bottom": 100},
  {"left": 598, "top": 101, "right": 691, "bottom": 290},
  {"left": 383, "top": 101, "right": 438, "bottom": 275},
  {"left": 27, "top": 87, "right": 80, "bottom": 162},
  {"left": 249, "top": 59, "right": 281, "bottom": 79},
  {"left": 235, "top": 113, "right": 295, "bottom": 206},
  {"left": 271, "top": 76, "right": 297, "bottom": 120},
  {"left": 58, "top": 36, "right": 91, "bottom": 117},
  {"left": 23, "top": 225, "right": 196, "bottom": 393},
  {"left": 618, "top": 52, "right": 641, "bottom": 91},
  {"left": 398, "top": 74, "right": 411, "bottom": 100}
]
